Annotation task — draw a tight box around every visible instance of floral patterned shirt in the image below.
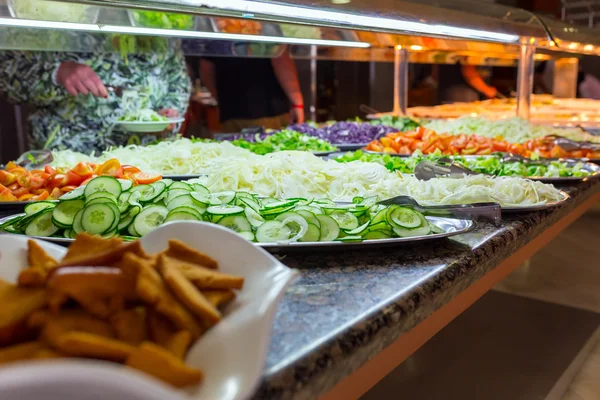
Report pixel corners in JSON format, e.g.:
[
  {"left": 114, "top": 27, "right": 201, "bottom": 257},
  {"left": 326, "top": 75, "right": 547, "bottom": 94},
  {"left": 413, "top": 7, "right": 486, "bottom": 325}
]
[{"left": 0, "top": 50, "right": 191, "bottom": 154}]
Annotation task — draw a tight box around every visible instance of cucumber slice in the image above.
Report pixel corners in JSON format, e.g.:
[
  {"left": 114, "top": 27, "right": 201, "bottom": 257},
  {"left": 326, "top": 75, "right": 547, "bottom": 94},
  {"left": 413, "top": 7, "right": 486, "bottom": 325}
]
[
  {"left": 261, "top": 205, "right": 295, "bottom": 216},
  {"left": 72, "top": 209, "right": 84, "bottom": 234},
  {"left": 206, "top": 205, "right": 244, "bottom": 215},
  {"left": 392, "top": 224, "right": 432, "bottom": 238},
  {"left": 317, "top": 215, "right": 340, "bottom": 242},
  {"left": 81, "top": 203, "right": 116, "bottom": 235},
  {"left": 25, "top": 211, "right": 59, "bottom": 237},
  {"left": 190, "top": 192, "right": 210, "bottom": 206},
  {"left": 237, "top": 231, "right": 255, "bottom": 242},
  {"left": 192, "top": 184, "right": 209, "bottom": 195},
  {"left": 117, "top": 192, "right": 131, "bottom": 213},
  {"left": 370, "top": 208, "right": 388, "bottom": 225},
  {"left": 315, "top": 199, "right": 336, "bottom": 206},
  {"left": 167, "top": 189, "right": 193, "bottom": 204},
  {"left": 298, "top": 223, "right": 320, "bottom": 242},
  {"left": 296, "top": 210, "right": 320, "bottom": 228},
  {"left": 352, "top": 196, "right": 364, "bottom": 204},
  {"left": 101, "top": 230, "right": 117, "bottom": 239},
  {"left": 336, "top": 235, "right": 363, "bottom": 242},
  {"left": 169, "top": 181, "right": 192, "bottom": 191},
  {"left": 168, "top": 206, "right": 203, "bottom": 219},
  {"left": 86, "top": 191, "right": 117, "bottom": 204},
  {"left": 165, "top": 211, "right": 200, "bottom": 223},
  {"left": 363, "top": 231, "right": 391, "bottom": 240},
  {"left": 344, "top": 221, "right": 370, "bottom": 235},
  {"left": 263, "top": 200, "right": 298, "bottom": 210},
  {"left": 210, "top": 191, "right": 236, "bottom": 204},
  {"left": 255, "top": 221, "right": 291, "bottom": 243},
  {"left": 130, "top": 184, "right": 159, "bottom": 203},
  {"left": 52, "top": 199, "right": 85, "bottom": 227},
  {"left": 127, "top": 221, "right": 139, "bottom": 237},
  {"left": 84, "top": 176, "right": 122, "bottom": 199},
  {"left": 58, "top": 186, "right": 85, "bottom": 201},
  {"left": 161, "top": 179, "right": 173, "bottom": 187},
  {"left": 261, "top": 197, "right": 279, "bottom": 205},
  {"left": 24, "top": 201, "right": 56, "bottom": 215},
  {"left": 63, "top": 229, "right": 73, "bottom": 239},
  {"left": 329, "top": 211, "right": 359, "bottom": 230},
  {"left": 118, "top": 179, "right": 133, "bottom": 191},
  {"left": 239, "top": 197, "right": 261, "bottom": 212},
  {"left": 218, "top": 215, "right": 252, "bottom": 233},
  {"left": 133, "top": 205, "right": 168, "bottom": 236},
  {"left": 294, "top": 205, "right": 324, "bottom": 215},
  {"left": 275, "top": 212, "right": 308, "bottom": 242},
  {"left": 367, "top": 221, "right": 390, "bottom": 231},
  {"left": 244, "top": 207, "right": 265, "bottom": 228},
  {"left": 118, "top": 213, "right": 135, "bottom": 231},
  {"left": 430, "top": 223, "right": 444, "bottom": 234},
  {"left": 167, "top": 194, "right": 195, "bottom": 210},
  {"left": 387, "top": 206, "right": 422, "bottom": 229}
]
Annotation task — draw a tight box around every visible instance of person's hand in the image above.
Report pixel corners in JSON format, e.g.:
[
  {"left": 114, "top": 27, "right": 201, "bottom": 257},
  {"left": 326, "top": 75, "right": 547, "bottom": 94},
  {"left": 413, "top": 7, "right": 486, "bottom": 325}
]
[
  {"left": 158, "top": 108, "right": 179, "bottom": 134},
  {"left": 483, "top": 86, "right": 498, "bottom": 99},
  {"left": 290, "top": 107, "right": 305, "bottom": 124},
  {"left": 56, "top": 61, "right": 108, "bottom": 98}
]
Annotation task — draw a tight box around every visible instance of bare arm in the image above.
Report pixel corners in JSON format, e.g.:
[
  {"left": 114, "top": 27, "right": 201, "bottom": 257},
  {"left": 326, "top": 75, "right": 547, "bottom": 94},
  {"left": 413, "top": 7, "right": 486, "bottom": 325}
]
[
  {"left": 271, "top": 49, "right": 304, "bottom": 123},
  {"left": 461, "top": 65, "right": 497, "bottom": 99},
  {"left": 199, "top": 59, "right": 218, "bottom": 101}
]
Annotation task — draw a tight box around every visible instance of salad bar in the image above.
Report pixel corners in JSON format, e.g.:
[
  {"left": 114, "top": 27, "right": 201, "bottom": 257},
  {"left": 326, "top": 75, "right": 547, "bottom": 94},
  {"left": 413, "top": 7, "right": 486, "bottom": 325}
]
[{"left": 2, "top": 0, "right": 600, "bottom": 399}]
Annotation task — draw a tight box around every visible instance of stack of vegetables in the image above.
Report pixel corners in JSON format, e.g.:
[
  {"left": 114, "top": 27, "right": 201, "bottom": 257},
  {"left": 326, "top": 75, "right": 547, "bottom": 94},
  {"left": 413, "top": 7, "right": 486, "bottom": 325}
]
[
  {"left": 0, "top": 159, "right": 160, "bottom": 202},
  {"left": 335, "top": 150, "right": 596, "bottom": 178},
  {"left": 366, "top": 127, "right": 600, "bottom": 159},
  {"left": 222, "top": 130, "right": 338, "bottom": 155},
  {"left": 1, "top": 176, "right": 440, "bottom": 243},
  {"left": 286, "top": 121, "right": 398, "bottom": 146}
]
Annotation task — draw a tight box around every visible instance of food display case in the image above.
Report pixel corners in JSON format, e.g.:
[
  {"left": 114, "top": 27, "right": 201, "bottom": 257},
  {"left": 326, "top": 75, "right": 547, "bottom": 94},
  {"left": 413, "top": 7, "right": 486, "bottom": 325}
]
[{"left": 0, "top": 1, "right": 599, "bottom": 400}]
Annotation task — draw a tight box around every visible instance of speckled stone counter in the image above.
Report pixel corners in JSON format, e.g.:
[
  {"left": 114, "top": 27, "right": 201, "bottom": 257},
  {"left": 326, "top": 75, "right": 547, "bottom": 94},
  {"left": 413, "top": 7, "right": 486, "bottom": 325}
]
[{"left": 253, "top": 179, "right": 600, "bottom": 400}]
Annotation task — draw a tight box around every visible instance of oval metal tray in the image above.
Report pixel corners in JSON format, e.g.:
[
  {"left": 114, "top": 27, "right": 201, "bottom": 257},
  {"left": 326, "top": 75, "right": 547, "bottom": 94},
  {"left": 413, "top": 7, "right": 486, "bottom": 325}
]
[{"left": 0, "top": 215, "right": 474, "bottom": 249}]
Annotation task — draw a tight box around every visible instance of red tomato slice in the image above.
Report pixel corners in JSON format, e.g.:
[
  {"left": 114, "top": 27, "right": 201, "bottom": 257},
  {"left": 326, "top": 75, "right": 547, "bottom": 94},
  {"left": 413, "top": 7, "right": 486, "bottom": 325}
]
[
  {"left": 71, "top": 162, "right": 94, "bottom": 178},
  {"left": 28, "top": 176, "right": 46, "bottom": 190},
  {"left": 132, "top": 172, "right": 162, "bottom": 185},
  {"left": 0, "top": 188, "right": 18, "bottom": 202},
  {"left": 96, "top": 159, "right": 123, "bottom": 178},
  {"left": 31, "top": 191, "right": 50, "bottom": 201},
  {"left": 65, "top": 171, "right": 85, "bottom": 187},
  {"left": 0, "top": 170, "right": 16, "bottom": 186},
  {"left": 45, "top": 165, "right": 57, "bottom": 175},
  {"left": 48, "top": 174, "right": 68, "bottom": 188},
  {"left": 122, "top": 165, "right": 141, "bottom": 174}
]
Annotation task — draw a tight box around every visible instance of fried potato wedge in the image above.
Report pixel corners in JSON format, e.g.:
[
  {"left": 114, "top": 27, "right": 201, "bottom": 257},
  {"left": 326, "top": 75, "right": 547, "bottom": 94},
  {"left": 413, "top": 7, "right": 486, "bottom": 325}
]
[
  {"left": 146, "top": 311, "right": 177, "bottom": 347},
  {"left": 62, "top": 234, "right": 122, "bottom": 263},
  {"left": 55, "top": 331, "right": 135, "bottom": 362},
  {"left": 201, "top": 289, "right": 236, "bottom": 308},
  {"left": 59, "top": 239, "right": 145, "bottom": 268},
  {"left": 18, "top": 240, "right": 58, "bottom": 287},
  {"left": 0, "top": 341, "right": 44, "bottom": 364},
  {"left": 0, "top": 280, "right": 46, "bottom": 345},
  {"left": 29, "top": 309, "right": 114, "bottom": 338},
  {"left": 165, "top": 239, "right": 218, "bottom": 269},
  {"left": 126, "top": 342, "right": 203, "bottom": 387},
  {"left": 164, "top": 256, "right": 244, "bottom": 290},
  {"left": 164, "top": 330, "right": 192, "bottom": 359},
  {"left": 111, "top": 308, "right": 147, "bottom": 346},
  {"left": 158, "top": 256, "right": 221, "bottom": 325}
]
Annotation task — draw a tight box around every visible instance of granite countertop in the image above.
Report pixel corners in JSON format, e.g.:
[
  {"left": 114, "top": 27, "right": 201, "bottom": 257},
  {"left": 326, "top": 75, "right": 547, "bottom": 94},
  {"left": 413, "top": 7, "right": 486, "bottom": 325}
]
[{"left": 254, "top": 179, "right": 600, "bottom": 400}]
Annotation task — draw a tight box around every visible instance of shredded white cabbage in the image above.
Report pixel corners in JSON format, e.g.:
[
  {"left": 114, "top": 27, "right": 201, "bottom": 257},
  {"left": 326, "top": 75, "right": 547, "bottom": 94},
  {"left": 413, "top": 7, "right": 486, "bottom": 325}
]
[
  {"left": 50, "top": 141, "right": 564, "bottom": 206},
  {"left": 425, "top": 116, "right": 600, "bottom": 144}
]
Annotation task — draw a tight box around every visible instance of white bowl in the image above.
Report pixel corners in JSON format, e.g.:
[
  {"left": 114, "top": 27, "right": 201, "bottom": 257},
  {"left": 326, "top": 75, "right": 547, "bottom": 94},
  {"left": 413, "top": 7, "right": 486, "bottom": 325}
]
[
  {"left": 108, "top": 118, "right": 185, "bottom": 133},
  {"left": 0, "top": 221, "right": 298, "bottom": 400}
]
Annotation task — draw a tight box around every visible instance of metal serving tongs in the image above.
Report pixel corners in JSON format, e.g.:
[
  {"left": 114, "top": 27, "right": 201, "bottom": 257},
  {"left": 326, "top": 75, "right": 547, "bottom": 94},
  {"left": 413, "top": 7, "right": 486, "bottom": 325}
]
[
  {"left": 543, "top": 135, "right": 600, "bottom": 152},
  {"left": 414, "top": 159, "right": 482, "bottom": 181},
  {"left": 378, "top": 195, "right": 502, "bottom": 225},
  {"left": 0, "top": 150, "right": 53, "bottom": 171}
]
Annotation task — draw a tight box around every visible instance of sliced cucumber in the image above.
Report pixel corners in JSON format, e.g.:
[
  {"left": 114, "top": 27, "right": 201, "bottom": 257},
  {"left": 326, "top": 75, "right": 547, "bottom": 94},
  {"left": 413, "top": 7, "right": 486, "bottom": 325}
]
[
  {"left": 58, "top": 186, "right": 85, "bottom": 201},
  {"left": 363, "top": 231, "right": 391, "bottom": 240},
  {"left": 207, "top": 205, "right": 244, "bottom": 215},
  {"left": 81, "top": 203, "right": 116, "bottom": 235},
  {"left": 255, "top": 221, "right": 291, "bottom": 243},
  {"left": 263, "top": 200, "right": 298, "bottom": 210},
  {"left": 210, "top": 191, "right": 236, "bottom": 204},
  {"left": 24, "top": 201, "right": 56, "bottom": 215},
  {"left": 387, "top": 206, "right": 422, "bottom": 229},
  {"left": 218, "top": 215, "right": 252, "bottom": 233},
  {"left": 329, "top": 211, "right": 359, "bottom": 230},
  {"left": 86, "top": 191, "right": 117, "bottom": 204},
  {"left": 275, "top": 212, "right": 308, "bottom": 242},
  {"left": 165, "top": 211, "right": 200, "bottom": 223},
  {"left": 84, "top": 176, "right": 122, "bottom": 199},
  {"left": 52, "top": 199, "right": 85, "bottom": 227},
  {"left": 168, "top": 206, "right": 203, "bottom": 219},
  {"left": 336, "top": 235, "right": 363, "bottom": 242},
  {"left": 133, "top": 205, "right": 168, "bottom": 236},
  {"left": 118, "top": 179, "right": 133, "bottom": 191},
  {"left": 72, "top": 209, "right": 84, "bottom": 234},
  {"left": 239, "top": 197, "right": 261, "bottom": 212},
  {"left": 430, "top": 223, "right": 444, "bottom": 234},
  {"left": 117, "top": 192, "right": 131, "bottom": 213},
  {"left": 192, "top": 183, "right": 209, "bottom": 195},
  {"left": 63, "top": 229, "right": 73, "bottom": 239},
  {"left": 101, "top": 229, "right": 117, "bottom": 239},
  {"left": 167, "top": 194, "right": 195, "bottom": 210},
  {"left": 166, "top": 189, "right": 190, "bottom": 204},
  {"left": 367, "top": 221, "right": 389, "bottom": 231},
  {"left": 169, "top": 181, "right": 192, "bottom": 191},
  {"left": 245, "top": 207, "right": 265, "bottom": 228},
  {"left": 317, "top": 214, "right": 340, "bottom": 242},
  {"left": 294, "top": 205, "right": 324, "bottom": 215},
  {"left": 298, "top": 223, "right": 320, "bottom": 242},
  {"left": 118, "top": 213, "right": 135, "bottom": 231},
  {"left": 392, "top": 224, "right": 431, "bottom": 238},
  {"left": 238, "top": 231, "right": 255, "bottom": 242},
  {"left": 128, "top": 221, "right": 139, "bottom": 237},
  {"left": 190, "top": 192, "right": 210, "bottom": 206},
  {"left": 296, "top": 210, "right": 320, "bottom": 228},
  {"left": 344, "top": 221, "right": 370, "bottom": 235},
  {"left": 25, "top": 211, "right": 59, "bottom": 237}
]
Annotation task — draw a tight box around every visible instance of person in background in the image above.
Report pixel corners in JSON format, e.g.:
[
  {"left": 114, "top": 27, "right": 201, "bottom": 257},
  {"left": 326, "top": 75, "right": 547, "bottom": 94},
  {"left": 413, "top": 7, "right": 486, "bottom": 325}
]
[
  {"left": 577, "top": 66, "right": 600, "bottom": 100},
  {"left": 439, "top": 64, "right": 499, "bottom": 103},
  {"left": 0, "top": 48, "right": 191, "bottom": 154},
  {"left": 200, "top": 47, "right": 304, "bottom": 132}
]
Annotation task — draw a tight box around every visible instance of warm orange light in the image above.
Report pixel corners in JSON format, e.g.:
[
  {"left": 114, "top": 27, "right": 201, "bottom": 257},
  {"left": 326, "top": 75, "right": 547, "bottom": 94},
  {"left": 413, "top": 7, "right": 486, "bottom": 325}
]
[{"left": 409, "top": 45, "right": 423, "bottom": 51}]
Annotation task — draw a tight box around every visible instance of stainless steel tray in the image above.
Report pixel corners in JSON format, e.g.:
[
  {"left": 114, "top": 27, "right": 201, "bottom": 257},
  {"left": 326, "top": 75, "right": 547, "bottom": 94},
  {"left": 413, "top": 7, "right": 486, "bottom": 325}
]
[
  {"left": 0, "top": 215, "right": 474, "bottom": 248},
  {"left": 360, "top": 151, "right": 600, "bottom": 183}
]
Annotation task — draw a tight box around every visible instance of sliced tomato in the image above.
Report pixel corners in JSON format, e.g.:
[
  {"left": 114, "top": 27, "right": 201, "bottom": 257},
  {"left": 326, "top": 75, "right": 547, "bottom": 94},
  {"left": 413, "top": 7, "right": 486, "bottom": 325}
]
[
  {"left": 50, "top": 187, "right": 63, "bottom": 200},
  {"left": 5, "top": 161, "right": 18, "bottom": 171},
  {"left": 71, "top": 162, "right": 94, "bottom": 178},
  {"left": 31, "top": 191, "right": 50, "bottom": 201},
  {"left": 550, "top": 145, "right": 568, "bottom": 158},
  {"left": 28, "top": 176, "right": 46, "bottom": 190},
  {"left": 462, "top": 145, "right": 479, "bottom": 155},
  {"left": 0, "top": 170, "right": 16, "bottom": 186},
  {"left": 11, "top": 187, "right": 30, "bottom": 198},
  {"left": 7, "top": 183, "right": 18, "bottom": 191},
  {"left": 122, "top": 165, "right": 141, "bottom": 174},
  {"left": 398, "top": 146, "right": 411, "bottom": 154},
  {"left": 96, "top": 159, "right": 123, "bottom": 178},
  {"left": 45, "top": 165, "right": 57, "bottom": 175},
  {"left": 60, "top": 185, "right": 78, "bottom": 193},
  {"left": 132, "top": 172, "right": 162, "bottom": 184},
  {"left": 65, "top": 171, "right": 85, "bottom": 187},
  {"left": 48, "top": 174, "right": 68, "bottom": 188},
  {"left": 18, "top": 193, "right": 34, "bottom": 201},
  {"left": 0, "top": 187, "right": 18, "bottom": 202},
  {"left": 16, "top": 173, "right": 31, "bottom": 188},
  {"left": 380, "top": 137, "right": 393, "bottom": 148}
]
